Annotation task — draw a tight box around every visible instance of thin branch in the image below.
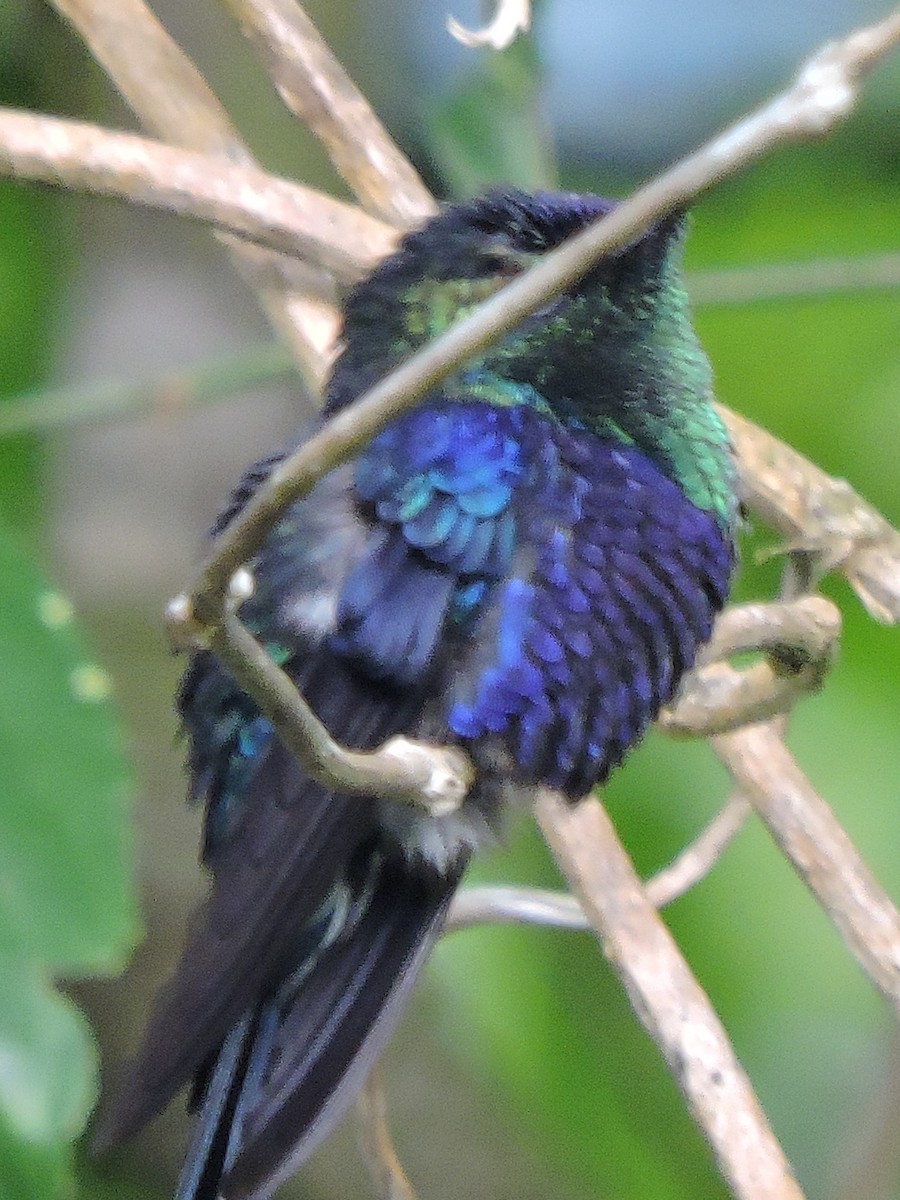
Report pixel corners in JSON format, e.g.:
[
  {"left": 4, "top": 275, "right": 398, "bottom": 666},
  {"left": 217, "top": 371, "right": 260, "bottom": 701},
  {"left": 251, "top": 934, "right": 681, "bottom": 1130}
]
[
  {"left": 658, "top": 596, "right": 841, "bottom": 737},
  {"left": 534, "top": 789, "right": 806, "bottom": 1200},
  {"left": 658, "top": 660, "right": 823, "bottom": 738},
  {"left": 689, "top": 253, "right": 900, "bottom": 306},
  {"left": 445, "top": 886, "right": 586, "bottom": 933},
  {"left": 0, "top": 343, "right": 296, "bottom": 437},
  {"left": 181, "top": 607, "right": 476, "bottom": 812},
  {"left": 719, "top": 407, "right": 900, "bottom": 625},
  {"left": 52, "top": 0, "right": 249, "bottom": 154},
  {"left": 447, "top": 791, "right": 752, "bottom": 932},
  {"left": 178, "top": 8, "right": 900, "bottom": 630},
  {"left": 696, "top": 596, "right": 842, "bottom": 666},
  {"left": 357, "top": 1064, "right": 419, "bottom": 1200},
  {"left": 220, "top": 0, "right": 436, "bottom": 227},
  {"left": 0, "top": 108, "right": 398, "bottom": 283},
  {"left": 645, "top": 793, "right": 753, "bottom": 909},
  {"left": 713, "top": 723, "right": 900, "bottom": 1017}
]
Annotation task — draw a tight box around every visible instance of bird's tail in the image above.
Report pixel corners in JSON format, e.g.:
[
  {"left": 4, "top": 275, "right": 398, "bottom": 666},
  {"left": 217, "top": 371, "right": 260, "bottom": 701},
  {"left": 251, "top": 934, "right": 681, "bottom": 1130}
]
[{"left": 176, "top": 849, "right": 464, "bottom": 1200}]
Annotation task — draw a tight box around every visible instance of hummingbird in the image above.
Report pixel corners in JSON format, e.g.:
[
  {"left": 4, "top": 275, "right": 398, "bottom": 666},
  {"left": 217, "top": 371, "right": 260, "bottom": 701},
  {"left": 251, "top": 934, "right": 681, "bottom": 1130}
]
[{"left": 96, "top": 190, "right": 737, "bottom": 1199}]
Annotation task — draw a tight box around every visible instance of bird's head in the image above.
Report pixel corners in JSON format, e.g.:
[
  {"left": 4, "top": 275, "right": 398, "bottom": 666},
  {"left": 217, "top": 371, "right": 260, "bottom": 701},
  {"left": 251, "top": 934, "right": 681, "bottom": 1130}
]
[{"left": 326, "top": 189, "right": 687, "bottom": 410}]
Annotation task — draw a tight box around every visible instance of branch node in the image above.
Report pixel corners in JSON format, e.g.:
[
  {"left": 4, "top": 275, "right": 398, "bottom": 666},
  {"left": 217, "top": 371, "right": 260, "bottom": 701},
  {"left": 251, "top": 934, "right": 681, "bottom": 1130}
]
[
  {"left": 165, "top": 592, "right": 208, "bottom": 651},
  {"left": 229, "top": 566, "right": 256, "bottom": 605},
  {"left": 379, "top": 737, "right": 475, "bottom": 816},
  {"left": 792, "top": 50, "right": 856, "bottom": 133}
]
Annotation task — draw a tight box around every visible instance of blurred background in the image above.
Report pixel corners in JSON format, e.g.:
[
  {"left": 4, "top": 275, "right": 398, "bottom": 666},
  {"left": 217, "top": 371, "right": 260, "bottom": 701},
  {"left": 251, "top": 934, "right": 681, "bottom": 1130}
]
[{"left": 1, "top": 1, "right": 899, "bottom": 1198}]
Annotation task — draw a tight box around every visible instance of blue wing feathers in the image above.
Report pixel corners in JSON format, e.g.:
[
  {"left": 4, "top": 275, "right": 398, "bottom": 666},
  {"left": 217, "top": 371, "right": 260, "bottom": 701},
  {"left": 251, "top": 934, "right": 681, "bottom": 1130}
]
[{"left": 98, "top": 397, "right": 734, "bottom": 1194}]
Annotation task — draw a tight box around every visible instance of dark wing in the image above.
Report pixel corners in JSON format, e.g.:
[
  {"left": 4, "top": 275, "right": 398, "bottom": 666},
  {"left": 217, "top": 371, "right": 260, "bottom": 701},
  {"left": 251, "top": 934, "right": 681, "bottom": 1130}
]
[
  {"left": 96, "top": 403, "right": 524, "bottom": 1155},
  {"left": 181, "top": 852, "right": 463, "bottom": 1200}
]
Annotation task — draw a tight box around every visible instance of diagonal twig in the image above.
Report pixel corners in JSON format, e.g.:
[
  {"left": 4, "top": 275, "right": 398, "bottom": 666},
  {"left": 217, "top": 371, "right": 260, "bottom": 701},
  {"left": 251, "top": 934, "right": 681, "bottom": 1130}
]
[
  {"left": 220, "top": 0, "right": 436, "bottom": 227},
  {"left": 644, "top": 793, "right": 753, "bottom": 909},
  {"left": 713, "top": 723, "right": 900, "bottom": 1016},
  {"left": 534, "top": 789, "right": 806, "bottom": 1200},
  {"left": 357, "top": 1064, "right": 419, "bottom": 1200},
  {"left": 689, "top": 252, "right": 900, "bottom": 306}
]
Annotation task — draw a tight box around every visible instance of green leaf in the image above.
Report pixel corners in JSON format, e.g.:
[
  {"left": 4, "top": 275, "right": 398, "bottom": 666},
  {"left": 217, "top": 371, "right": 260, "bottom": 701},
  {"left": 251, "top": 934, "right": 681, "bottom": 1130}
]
[
  {"left": 0, "top": 961, "right": 94, "bottom": 1145},
  {"left": 0, "top": 531, "right": 137, "bottom": 1196},
  {"left": 0, "top": 536, "right": 136, "bottom": 968}
]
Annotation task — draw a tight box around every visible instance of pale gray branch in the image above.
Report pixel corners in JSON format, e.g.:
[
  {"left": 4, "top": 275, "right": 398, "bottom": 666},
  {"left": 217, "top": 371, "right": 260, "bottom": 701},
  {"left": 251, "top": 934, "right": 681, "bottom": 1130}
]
[
  {"left": 0, "top": 108, "right": 398, "bottom": 283},
  {"left": 220, "top": 0, "right": 436, "bottom": 227},
  {"left": 713, "top": 724, "right": 900, "bottom": 1017},
  {"left": 446, "top": 886, "right": 587, "bottom": 933},
  {"left": 534, "top": 789, "right": 806, "bottom": 1200}
]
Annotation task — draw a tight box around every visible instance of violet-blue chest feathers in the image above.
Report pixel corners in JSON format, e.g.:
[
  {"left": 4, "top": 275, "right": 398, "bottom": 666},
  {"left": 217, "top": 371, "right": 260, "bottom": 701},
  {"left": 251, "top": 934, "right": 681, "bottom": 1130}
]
[{"left": 319, "top": 189, "right": 738, "bottom": 799}]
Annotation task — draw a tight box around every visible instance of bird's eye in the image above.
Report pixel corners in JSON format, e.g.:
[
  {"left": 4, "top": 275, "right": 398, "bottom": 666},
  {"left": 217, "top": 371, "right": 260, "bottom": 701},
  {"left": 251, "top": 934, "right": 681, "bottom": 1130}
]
[{"left": 480, "top": 237, "right": 535, "bottom": 275}]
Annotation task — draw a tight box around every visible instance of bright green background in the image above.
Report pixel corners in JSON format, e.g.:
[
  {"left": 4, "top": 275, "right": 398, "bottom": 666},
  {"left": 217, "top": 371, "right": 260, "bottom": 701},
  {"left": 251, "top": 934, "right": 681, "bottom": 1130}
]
[{"left": 0, "top": 3, "right": 898, "bottom": 1199}]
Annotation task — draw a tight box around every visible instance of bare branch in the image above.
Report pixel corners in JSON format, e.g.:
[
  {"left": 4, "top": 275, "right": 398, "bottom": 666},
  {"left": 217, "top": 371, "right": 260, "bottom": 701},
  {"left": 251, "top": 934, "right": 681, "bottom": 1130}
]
[
  {"left": 713, "top": 723, "right": 900, "bottom": 1016},
  {"left": 659, "top": 660, "right": 821, "bottom": 738},
  {"left": 697, "top": 596, "right": 842, "bottom": 666},
  {"left": 447, "top": 791, "right": 752, "bottom": 932},
  {"left": 52, "top": 0, "right": 249, "bottom": 154},
  {"left": 645, "top": 793, "right": 753, "bottom": 909},
  {"left": 0, "top": 343, "right": 295, "bottom": 437},
  {"left": 689, "top": 253, "right": 900, "bottom": 306},
  {"left": 446, "top": 886, "right": 586, "bottom": 932},
  {"left": 534, "top": 789, "right": 806, "bottom": 1200},
  {"left": 0, "top": 108, "right": 398, "bottom": 283},
  {"left": 179, "top": 9, "right": 900, "bottom": 631},
  {"left": 658, "top": 596, "right": 841, "bottom": 737},
  {"left": 166, "top": 605, "right": 476, "bottom": 811},
  {"left": 357, "top": 1064, "right": 419, "bottom": 1200},
  {"left": 220, "top": 0, "right": 436, "bottom": 227},
  {"left": 448, "top": 0, "right": 532, "bottom": 50},
  {"left": 719, "top": 407, "right": 900, "bottom": 624}
]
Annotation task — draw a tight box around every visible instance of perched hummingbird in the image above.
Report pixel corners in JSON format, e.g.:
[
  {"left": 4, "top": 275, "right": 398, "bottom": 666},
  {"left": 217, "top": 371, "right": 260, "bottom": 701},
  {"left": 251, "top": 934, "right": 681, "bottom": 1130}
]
[{"left": 97, "top": 190, "right": 737, "bottom": 1199}]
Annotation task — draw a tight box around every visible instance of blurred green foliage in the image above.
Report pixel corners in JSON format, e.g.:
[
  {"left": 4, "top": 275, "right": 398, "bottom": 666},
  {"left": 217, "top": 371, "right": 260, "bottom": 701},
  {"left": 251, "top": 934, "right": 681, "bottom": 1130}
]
[
  {"left": 0, "top": 6, "right": 898, "bottom": 1200},
  {"left": 0, "top": 534, "right": 137, "bottom": 1199},
  {"left": 1, "top": 5, "right": 140, "bottom": 1198}
]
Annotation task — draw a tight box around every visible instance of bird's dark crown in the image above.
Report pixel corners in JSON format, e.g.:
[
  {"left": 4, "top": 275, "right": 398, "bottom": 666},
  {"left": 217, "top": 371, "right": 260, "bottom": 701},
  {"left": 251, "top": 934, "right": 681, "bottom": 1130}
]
[{"left": 327, "top": 189, "right": 686, "bottom": 411}]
